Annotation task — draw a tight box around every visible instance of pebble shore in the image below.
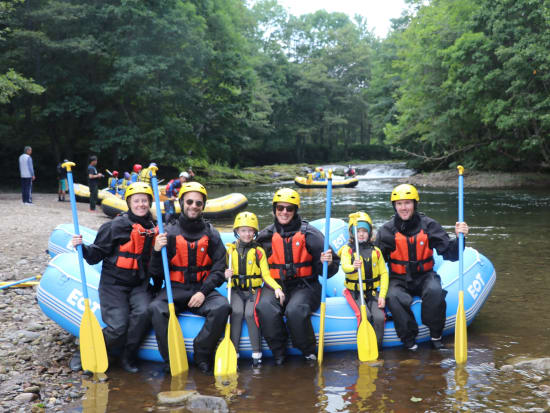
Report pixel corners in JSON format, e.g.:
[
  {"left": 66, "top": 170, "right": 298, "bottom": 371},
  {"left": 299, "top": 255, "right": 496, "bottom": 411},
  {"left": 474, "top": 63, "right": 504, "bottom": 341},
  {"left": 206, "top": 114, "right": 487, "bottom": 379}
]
[{"left": 0, "top": 193, "right": 110, "bottom": 412}]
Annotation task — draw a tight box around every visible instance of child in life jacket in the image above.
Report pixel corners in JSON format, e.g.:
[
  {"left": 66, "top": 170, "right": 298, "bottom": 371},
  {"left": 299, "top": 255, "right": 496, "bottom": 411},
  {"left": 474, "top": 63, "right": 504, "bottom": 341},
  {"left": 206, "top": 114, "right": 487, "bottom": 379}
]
[
  {"left": 338, "top": 211, "right": 388, "bottom": 348},
  {"left": 225, "top": 211, "right": 285, "bottom": 367}
]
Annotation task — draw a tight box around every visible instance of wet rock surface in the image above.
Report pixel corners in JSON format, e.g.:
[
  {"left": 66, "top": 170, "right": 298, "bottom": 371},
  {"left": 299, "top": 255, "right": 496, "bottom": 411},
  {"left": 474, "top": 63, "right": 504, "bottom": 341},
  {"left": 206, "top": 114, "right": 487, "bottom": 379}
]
[{"left": 0, "top": 193, "right": 109, "bottom": 412}]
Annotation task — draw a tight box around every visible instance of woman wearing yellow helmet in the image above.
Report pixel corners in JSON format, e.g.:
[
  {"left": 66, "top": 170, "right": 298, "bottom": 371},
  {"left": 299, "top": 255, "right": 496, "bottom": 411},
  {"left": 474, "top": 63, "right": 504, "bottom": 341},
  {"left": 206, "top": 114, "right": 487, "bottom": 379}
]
[
  {"left": 375, "top": 184, "right": 469, "bottom": 351},
  {"left": 338, "top": 211, "right": 388, "bottom": 348},
  {"left": 70, "top": 181, "right": 158, "bottom": 373},
  {"left": 224, "top": 211, "right": 284, "bottom": 367},
  {"left": 254, "top": 187, "right": 340, "bottom": 365}
]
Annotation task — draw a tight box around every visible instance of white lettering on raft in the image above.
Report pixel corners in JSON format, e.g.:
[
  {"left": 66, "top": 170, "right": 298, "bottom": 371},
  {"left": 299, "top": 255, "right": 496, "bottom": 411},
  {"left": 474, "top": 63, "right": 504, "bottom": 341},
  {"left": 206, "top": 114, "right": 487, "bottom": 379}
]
[
  {"left": 67, "top": 288, "right": 101, "bottom": 314},
  {"left": 332, "top": 233, "right": 347, "bottom": 250},
  {"left": 467, "top": 273, "right": 486, "bottom": 300}
]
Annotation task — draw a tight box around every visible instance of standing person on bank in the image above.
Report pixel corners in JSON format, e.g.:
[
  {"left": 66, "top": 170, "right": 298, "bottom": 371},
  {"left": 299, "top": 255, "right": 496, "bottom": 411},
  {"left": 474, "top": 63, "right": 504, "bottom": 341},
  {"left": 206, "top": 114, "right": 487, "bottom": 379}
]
[
  {"left": 19, "top": 146, "right": 35, "bottom": 204},
  {"left": 56, "top": 159, "right": 68, "bottom": 201},
  {"left": 149, "top": 182, "right": 230, "bottom": 374},
  {"left": 224, "top": 211, "right": 285, "bottom": 367},
  {"left": 375, "top": 184, "right": 469, "bottom": 351},
  {"left": 255, "top": 188, "right": 340, "bottom": 365},
  {"left": 87, "top": 156, "right": 104, "bottom": 212},
  {"left": 70, "top": 182, "right": 158, "bottom": 373}
]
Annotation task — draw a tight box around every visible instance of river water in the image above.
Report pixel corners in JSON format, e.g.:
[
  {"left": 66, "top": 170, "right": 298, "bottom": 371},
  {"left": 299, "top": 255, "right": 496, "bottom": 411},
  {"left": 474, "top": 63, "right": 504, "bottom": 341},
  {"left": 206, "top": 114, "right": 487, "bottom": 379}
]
[{"left": 69, "top": 167, "right": 550, "bottom": 412}]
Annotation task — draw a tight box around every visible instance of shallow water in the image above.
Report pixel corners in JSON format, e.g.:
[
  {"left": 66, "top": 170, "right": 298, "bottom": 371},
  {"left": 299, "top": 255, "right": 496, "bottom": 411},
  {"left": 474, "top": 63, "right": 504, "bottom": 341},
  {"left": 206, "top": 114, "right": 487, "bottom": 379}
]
[{"left": 66, "top": 177, "right": 550, "bottom": 412}]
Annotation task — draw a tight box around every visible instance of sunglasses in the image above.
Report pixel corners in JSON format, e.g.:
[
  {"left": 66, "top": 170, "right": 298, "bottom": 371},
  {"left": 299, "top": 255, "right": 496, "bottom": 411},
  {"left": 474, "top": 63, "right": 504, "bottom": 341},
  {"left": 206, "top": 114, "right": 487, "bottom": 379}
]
[
  {"left": 276, "top": 204, "right": 296, "bottom": 213},
  {"left": 184, "top": 199, "right": 204, "bottom": 207}
]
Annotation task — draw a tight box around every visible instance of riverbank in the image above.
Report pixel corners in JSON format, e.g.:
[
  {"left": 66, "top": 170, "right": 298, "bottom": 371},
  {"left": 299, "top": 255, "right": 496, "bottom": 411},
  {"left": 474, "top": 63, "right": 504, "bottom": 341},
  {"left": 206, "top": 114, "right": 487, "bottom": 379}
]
[
  {"left": 195, "top": 162, "right": 550, "bottom": 188},
  {"left": 0, "top": 193, "right": 110, "bottom": 412},
  {"left": 402, "top": 169, "right": 550, "bottom": 188}
]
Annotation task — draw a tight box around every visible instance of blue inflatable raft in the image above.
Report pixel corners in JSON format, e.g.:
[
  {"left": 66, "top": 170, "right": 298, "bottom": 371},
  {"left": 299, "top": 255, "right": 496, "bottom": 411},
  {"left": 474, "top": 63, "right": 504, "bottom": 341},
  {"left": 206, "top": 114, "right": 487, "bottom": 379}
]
[{"left": 38, "top": 219, "right": 496, "bottom": 361}]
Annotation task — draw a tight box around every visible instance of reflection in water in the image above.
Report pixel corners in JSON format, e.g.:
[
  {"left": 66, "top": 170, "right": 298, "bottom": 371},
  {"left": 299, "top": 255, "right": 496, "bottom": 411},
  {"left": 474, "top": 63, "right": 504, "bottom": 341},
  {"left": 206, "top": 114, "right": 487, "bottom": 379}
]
[
  {"left": 453, "top": 366, "right": 469, "bottom": 411},
  {"left": 82, "top": 375, "right": 109, "bottom": 413},
  {"left": 214, "top": 375, "right": 239, "bottom": 400},
  {"left": 343, "top": 363, "right": 380, "bottom": 412}
]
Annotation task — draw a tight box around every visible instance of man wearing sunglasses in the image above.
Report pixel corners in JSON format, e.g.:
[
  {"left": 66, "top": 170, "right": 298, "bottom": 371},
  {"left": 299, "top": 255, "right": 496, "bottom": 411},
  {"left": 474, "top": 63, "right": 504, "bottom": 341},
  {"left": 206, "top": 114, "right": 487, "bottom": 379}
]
[
  {"left": 149, "top": 182, "right": 230, "bottom": 374},
  {"left": 255, "top": 188, "right": 340, "bottom": 365}
]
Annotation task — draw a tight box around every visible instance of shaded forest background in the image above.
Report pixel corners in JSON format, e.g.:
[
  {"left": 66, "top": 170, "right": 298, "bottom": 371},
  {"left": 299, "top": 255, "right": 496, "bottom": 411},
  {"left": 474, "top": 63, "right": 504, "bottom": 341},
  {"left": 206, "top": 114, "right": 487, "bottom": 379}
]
[{"left": 1, "top": 0, "right": 549, "bottom": 187}]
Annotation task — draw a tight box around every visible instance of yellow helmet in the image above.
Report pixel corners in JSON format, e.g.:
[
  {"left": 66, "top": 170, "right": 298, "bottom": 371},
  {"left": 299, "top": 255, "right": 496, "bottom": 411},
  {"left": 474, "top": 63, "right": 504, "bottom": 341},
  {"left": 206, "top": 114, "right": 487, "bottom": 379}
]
[
  {"left": 390, "top": 184, "right": 419, "bottom": 202},
  {"left": 125, "top": 182, "right": 153, "bottom": 199},
  {"left": 272, "top": 188, "right": 300, "bottom": 208},
  {"left": 178, "top": 181, "right": 208, "bottom": 201},
  {"left": 348, "top": 211, "right": 373, "bottom": 234},
  {"left": 233, "top": 211, "right": 259, "bottom": 232}
]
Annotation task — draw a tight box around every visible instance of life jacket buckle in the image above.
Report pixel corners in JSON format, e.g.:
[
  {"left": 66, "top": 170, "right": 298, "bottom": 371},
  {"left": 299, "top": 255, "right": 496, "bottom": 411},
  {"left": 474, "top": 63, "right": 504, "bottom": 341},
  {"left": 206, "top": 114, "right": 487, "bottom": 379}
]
[{"left": 284, "top": 263, "right": 296, "bottom": 278}]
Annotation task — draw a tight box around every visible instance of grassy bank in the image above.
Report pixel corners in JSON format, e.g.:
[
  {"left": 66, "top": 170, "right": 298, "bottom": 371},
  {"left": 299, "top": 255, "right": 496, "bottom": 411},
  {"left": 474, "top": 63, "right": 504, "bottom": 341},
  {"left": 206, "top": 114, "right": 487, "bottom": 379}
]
[{"left": 188, "top": 163, "right": 312, "bottom": 187}]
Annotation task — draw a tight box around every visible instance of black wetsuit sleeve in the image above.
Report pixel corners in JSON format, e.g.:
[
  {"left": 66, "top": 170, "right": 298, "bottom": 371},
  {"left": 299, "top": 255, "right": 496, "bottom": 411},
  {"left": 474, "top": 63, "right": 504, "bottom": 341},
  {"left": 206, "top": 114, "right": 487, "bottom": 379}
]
[
  {"left": 425, "top": 217, "right": 462, "bottom": 261},
  {"left": 200, "top": 231, "right": 227, "bottom": 296},
  {"left": 306, "top": 226, "right": 341, "bottom": 278},
  {"left": 373, "top": 223, "right": 396, "bottom": 262},
  {"left": 81, "top": 222, "right": 114, "bottom": 265}
]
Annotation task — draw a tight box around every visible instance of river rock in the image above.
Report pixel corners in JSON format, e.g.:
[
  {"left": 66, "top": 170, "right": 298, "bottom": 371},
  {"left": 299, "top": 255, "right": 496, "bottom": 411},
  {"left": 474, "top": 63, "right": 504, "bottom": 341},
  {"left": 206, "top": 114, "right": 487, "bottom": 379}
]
[
  {"left": 187, "top": 394, "right": 228, "bottom": 413},
  {"left": 502, "top": 357, "right": 550, "bottom": 373},
  {"left": 14, "top": 392, "right": 38, "bottom": 402}
]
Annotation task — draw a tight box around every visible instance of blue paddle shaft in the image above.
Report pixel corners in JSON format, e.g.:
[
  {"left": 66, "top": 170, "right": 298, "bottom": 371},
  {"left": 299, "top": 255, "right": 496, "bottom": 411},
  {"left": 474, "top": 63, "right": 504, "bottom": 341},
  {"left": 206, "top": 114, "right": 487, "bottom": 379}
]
[
  {"left": 150, "top": 172, "right": 175, "bottom": 304},
  {"left": 66, "top": 167, "right": 90, "bottom": 300},
  {"left": 321, "top": 174, "right": 332, "bottom": 303},
  {"left": 458, "top": 173, "right": 464, "bottom": 292},
  {"left": 0, "top": 275, "right": 38, "bottom": 290}
]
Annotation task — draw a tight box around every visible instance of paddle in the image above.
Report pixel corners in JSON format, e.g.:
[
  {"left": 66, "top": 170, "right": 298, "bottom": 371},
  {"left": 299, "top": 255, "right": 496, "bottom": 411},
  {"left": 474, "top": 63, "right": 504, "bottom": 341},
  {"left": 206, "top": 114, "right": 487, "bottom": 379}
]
[
  {"left": 149, "top": 166, "right": 189, "bottom": 375},
  {"left": 63, "top": 161, "right": 108, "bottom": 373},
  {"left": 317, "top": 169, "right": 333, "bottom": 365},
  {"left": 455, "top": 165, "right": 467, "bottom": 364},
  {"left": 0, "top": 275, "right": 41, "bottom": 290},
  {"left": 353, "top": 224, "right": 378, "bottom": 361},
  {"left": 214, "top": 255, "right": 238, "bottom": 377}
]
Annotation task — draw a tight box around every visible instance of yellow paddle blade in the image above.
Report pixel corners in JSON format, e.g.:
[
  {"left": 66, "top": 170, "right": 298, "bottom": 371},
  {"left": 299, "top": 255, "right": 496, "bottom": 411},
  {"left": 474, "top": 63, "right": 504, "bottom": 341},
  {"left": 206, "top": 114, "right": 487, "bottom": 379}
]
[
  {"left": 317, "top": 302, "right": 326, "bottom": 364},
  {"left": 80, "top": 299, "right": 108, "bottom": 373},
  {"left": 454, "top": 291, "right": 468, "bottom": 364},
  {"left": 357, "top": 306, "right": 378, "bottom": 362},
  {"left": 168, "top": 303, "right": 189, "bottom": 375},
  {"left": 214, "top": 323, "right": 238, "bottom": 377}
]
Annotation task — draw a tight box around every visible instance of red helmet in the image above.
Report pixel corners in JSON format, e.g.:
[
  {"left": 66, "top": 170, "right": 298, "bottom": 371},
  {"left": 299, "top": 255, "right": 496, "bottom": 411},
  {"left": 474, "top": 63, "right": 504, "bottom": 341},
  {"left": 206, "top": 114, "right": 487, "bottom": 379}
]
[
  {"left": 133, "top": 164, "right": 142, "bottom": 173},
  {"left": 113, "top": 170, "right": 119, "bottom": 176}
]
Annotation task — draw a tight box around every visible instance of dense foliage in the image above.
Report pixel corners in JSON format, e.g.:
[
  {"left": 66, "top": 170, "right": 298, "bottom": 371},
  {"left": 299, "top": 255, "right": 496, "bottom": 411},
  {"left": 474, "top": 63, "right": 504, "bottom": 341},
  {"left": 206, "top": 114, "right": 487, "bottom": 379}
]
[{"left": 1, "top": 0, "right": 549, "bottom": 186}]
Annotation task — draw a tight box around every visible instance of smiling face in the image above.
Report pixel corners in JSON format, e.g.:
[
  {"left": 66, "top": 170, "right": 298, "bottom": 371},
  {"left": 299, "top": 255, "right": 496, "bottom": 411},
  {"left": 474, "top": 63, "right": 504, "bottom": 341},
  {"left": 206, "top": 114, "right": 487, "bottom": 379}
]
[
  {"left": 128, "top": 193, "right": 150, "bottom": 217},
  {"left": 394, "top": 199, "right": 415, "bottom": 221},
  {"left": 356, "top": 227, "right": 370, "bottom": 243},
  {"left": 182, "top": 191, "right": 205, "bottom": 219},
  {"left": 274, "top": 202, "right": 296, "bottom": 225}
]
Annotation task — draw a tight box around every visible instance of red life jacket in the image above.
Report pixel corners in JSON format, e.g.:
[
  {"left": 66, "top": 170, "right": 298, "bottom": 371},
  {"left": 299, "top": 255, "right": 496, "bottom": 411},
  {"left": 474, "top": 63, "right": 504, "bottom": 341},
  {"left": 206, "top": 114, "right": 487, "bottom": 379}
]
[
  {"left": 389, "top": 229, "right": 434, "bottom": 276},
  {"left": 115, "top": 223, "right": 157, "bottom": 270},
  {"left": 268, "top": 223, "right": 313, "bottom": 280},
  {"left": 169, "top": 235, "right": 213, "bottom": 284}
]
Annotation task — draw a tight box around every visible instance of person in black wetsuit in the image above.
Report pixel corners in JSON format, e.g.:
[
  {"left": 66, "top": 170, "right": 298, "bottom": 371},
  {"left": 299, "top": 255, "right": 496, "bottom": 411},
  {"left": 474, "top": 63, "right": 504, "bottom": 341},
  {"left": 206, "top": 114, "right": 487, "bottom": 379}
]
[
  {"left": 254, "top": 188, "right": 340, "bottom": 365},
  {"left": 375, "top": 184, "right": 469, "bottom": 351},
  {"left": 70, "top": 182, "right": 158, "bottom": 373}
]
